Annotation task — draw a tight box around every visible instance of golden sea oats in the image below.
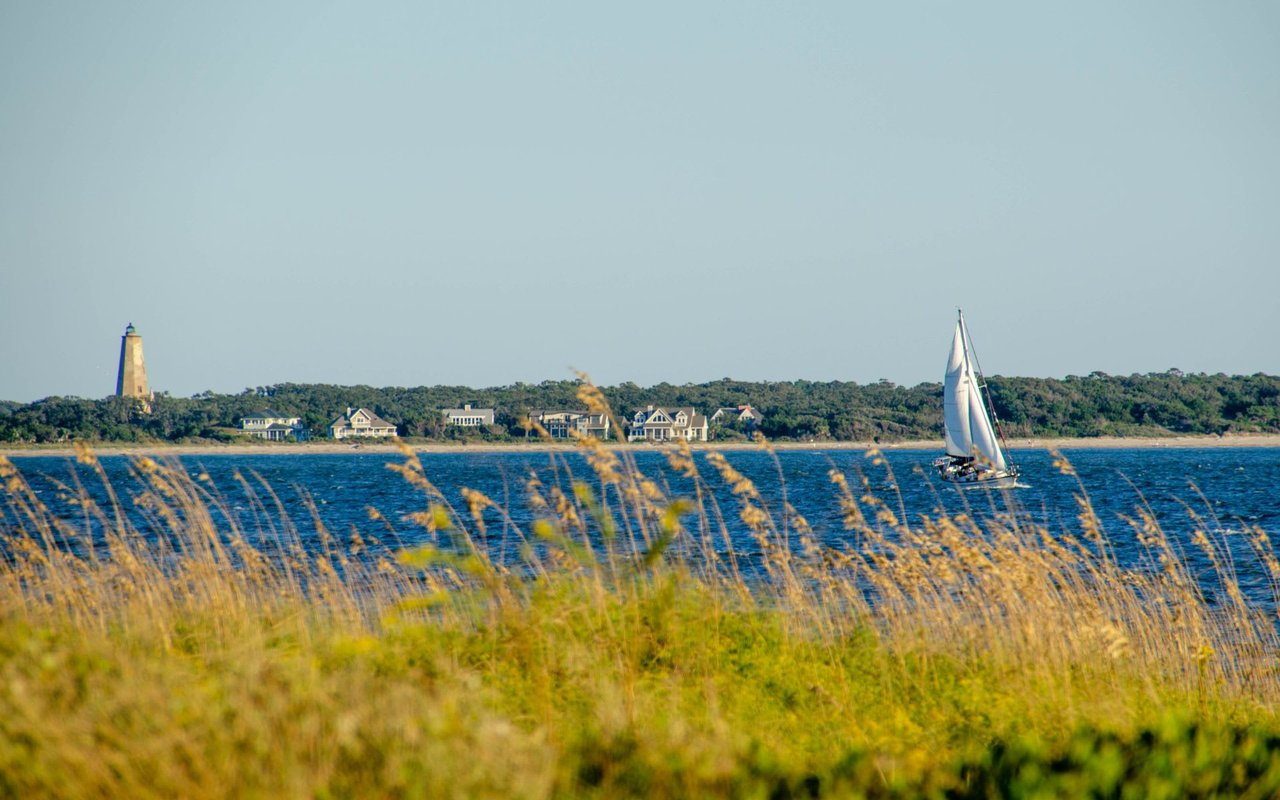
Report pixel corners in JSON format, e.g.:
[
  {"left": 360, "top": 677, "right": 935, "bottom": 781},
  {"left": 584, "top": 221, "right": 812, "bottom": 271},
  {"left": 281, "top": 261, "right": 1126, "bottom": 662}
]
[
  {"left": 526, "top": 417, "right": 553, "bottom": 440},
  {"left": 665, "top": 440, "right": 697, "bottom": 479},
  {"left": 549, "top": 486, "right": 581, "bottom": 530},
  {"left": 739, "top": 503, "right": 769, "bottom": 533},
  {"left": 316, "top": 558, "right": 339, "bottom": 580},
  {"left": 385, "top": 447, "right": 443, "bottom": 499},
  {"left": 785, "top": 502, "right": 811, "bottom": 536},
  {"left": 572, "top": 430, "right": 623, "bottom": 483},
  {"left": 458, "top": 488, "right": 494, "bottom": 538},
  {"left": 574, "top": 373, "right": 609, "bottom": 415},
  {"left": 1097, "top": 623, "right": 1130, "bottom": 660},
  {"left": 828, "top": 469, "right": 867, "bottom": 531},
  {"left": 73, "top": 442, "right": 97, "bottom": 466},
  {"left": 705, "top": 452, "right": 760, "bottom": 501},
  {"left": 865, "top": 446, "right": 885, "bottom": 467},
  {"left": 1244, "top": 525, "right": 1280, "bottom": 591},
  {"left": 638, "top": 478, "right": 664, "bottom": 503},
  {"left": 393, "top": 438, "right": 417, "bottom": 462},
  {"left": 1136, "top": 509, "right": 1165, "bottom": 549},
  {"left": 828, "top": 469, "right": 849, "bottom": 493},
  {"left": 525, "top": 474, "right": 550, "bottom": 514}
]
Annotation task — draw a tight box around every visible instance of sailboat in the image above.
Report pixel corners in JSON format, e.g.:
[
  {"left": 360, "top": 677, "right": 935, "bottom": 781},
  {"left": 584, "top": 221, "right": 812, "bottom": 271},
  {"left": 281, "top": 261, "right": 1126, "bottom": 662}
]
[{"left": 934, "top": 309, "right": 1022, "bottom": 488}]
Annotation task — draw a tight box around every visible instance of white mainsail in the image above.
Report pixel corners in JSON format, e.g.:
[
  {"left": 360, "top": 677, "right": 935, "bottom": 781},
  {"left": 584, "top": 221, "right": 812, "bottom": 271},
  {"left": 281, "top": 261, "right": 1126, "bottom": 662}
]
[{"left": 942, "top": 316, "right": 1007, "bottom": 471}]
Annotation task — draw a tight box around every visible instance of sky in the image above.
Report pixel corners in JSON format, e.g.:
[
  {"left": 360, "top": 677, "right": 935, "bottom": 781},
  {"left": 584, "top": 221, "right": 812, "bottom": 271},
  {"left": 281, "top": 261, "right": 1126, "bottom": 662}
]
[{"left": 1, "top": 2, "right": 1277, "bottom": 403}]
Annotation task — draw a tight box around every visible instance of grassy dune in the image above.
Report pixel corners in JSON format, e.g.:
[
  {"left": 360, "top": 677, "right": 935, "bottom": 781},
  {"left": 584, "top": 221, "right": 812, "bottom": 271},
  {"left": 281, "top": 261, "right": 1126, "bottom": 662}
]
[{"left": 3, "top": 389, "right": 1280, "bottom": 797}]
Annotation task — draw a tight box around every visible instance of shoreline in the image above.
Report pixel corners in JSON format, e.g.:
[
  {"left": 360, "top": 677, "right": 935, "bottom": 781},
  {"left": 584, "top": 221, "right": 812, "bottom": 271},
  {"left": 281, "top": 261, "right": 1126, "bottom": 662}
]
[{"left": 3, "top": 433, "right": 1279, "bottom": 458}]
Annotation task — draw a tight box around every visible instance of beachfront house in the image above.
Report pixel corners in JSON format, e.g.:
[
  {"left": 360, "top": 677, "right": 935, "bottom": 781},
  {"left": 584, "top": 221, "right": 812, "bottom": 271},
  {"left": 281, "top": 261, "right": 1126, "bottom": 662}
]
[
  {"left": 627, "top": 406, "right": 709, "bottom": 442},
  {"left": 710, "top": 404, "right": 761, "bottom": 432},
  {"left": 329, "top": 407, "right": 398, "bottom": 439},
  {"left": 528, "top": 409, "right": 612, "bottom": 439},
  {"left": 240, "top": 411, "right": 308, "bottom": 441},
  {"left": 442, "top": 404, "right": 496, "bottom": 427}
]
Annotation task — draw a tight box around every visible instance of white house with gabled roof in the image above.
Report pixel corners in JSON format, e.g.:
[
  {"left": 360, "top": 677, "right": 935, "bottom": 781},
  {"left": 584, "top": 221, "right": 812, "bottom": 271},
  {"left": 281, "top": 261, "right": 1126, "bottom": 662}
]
[
  {"left": 711, "top": 404, "right": 761, "bottom": 431},
  {"left": 329, "top": 407, "right": 398, "bottom": 439},
  {"left": 241, "top": 410, "right": 308, "bottom": 441},
  {"left": 627, "top": 406, "right": 708, "bottom": 442}
]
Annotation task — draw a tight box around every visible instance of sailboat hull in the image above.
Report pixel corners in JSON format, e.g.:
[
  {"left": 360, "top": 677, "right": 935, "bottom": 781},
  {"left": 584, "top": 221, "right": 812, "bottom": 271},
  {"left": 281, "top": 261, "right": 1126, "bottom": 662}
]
[{"left": 936, "top": 463, "right": 1021, "bottom": 489}]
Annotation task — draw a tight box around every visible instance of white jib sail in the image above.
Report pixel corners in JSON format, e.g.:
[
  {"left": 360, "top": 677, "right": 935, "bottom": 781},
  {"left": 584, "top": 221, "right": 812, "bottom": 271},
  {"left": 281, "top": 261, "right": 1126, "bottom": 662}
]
[{"left": 943, "top": 318, "right": 1007, "bottom": 471}]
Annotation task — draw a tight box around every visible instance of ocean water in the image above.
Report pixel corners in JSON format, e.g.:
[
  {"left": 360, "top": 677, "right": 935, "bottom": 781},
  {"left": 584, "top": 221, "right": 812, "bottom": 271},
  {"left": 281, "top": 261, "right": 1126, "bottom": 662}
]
[{"left": 5, "top": 447, "right": 1279, "bottom": 604}]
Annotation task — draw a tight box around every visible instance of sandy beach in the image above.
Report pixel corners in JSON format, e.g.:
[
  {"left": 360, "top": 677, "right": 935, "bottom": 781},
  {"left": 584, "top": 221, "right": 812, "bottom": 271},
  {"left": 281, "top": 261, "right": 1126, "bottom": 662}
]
[{"left": 4, "top": 433, "right": 1279, "bottom": 459}]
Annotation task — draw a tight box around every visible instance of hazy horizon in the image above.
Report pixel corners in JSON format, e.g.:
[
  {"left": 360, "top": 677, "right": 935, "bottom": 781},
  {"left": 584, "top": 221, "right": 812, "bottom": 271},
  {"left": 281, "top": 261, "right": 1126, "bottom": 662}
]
[{"left": 3, "top": 2, "right": 1277, "bottom": 404}]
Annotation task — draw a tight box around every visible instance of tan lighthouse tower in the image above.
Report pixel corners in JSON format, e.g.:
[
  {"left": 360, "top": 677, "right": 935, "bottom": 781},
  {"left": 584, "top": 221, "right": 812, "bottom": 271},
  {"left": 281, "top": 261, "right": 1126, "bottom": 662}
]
[{"left": 115, "top": 323, "right": 150, "bottom": 399}]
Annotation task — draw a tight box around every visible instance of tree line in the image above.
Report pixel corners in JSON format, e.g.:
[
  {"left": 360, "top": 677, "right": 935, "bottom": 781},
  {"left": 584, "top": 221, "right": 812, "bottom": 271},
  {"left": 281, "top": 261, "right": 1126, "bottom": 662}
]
[{"left": 0, "top": 371, "right": 1277, "bottom": 445}]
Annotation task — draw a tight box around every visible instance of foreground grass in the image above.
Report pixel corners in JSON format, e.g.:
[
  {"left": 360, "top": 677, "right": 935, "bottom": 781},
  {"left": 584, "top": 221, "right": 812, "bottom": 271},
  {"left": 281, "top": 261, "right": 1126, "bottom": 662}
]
[{"left": 2, "top": 412, "right": 1280, "bottom": 797}]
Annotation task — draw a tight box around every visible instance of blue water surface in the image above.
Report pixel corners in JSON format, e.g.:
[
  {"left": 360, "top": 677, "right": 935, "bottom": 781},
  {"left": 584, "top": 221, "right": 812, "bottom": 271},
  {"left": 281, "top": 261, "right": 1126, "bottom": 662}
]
[{"left": 5, "top": 446, "right": 1279, "bottom": 603}]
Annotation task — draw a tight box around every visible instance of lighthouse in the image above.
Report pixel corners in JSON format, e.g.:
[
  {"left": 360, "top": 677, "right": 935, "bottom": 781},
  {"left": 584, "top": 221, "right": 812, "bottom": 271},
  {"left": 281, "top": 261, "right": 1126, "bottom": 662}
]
[{"left": 115, "top": 323, "right": 150, "bottom": 399}]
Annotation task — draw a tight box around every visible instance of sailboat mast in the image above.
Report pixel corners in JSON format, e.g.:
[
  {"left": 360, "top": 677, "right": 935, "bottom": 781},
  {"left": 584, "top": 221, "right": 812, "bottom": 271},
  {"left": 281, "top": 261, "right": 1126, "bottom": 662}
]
[{"left": 958, "top": 309, "right": 1017, "bottom": 468}]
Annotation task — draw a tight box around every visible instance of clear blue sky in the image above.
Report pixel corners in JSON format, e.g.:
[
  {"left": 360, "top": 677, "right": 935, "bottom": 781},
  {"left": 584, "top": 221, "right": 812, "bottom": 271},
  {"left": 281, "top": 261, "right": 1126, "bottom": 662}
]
[{"left": 2, "top": 2, "right": 1277, "bottom": 403}]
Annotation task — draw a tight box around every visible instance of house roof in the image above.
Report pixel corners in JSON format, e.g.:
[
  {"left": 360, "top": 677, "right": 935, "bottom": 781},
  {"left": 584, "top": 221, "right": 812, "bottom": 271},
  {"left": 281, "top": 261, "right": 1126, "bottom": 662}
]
[
  {"left": 243, "top": 410, "right": 283, "bottom": 420},
  {"left": 530, "top": 409, "right": 586, "bottom": 419},
  {"left": 632, "top": 407, "right": 706, "bottom": 428},
  {"left": 330, "top": 407, "right": 395, "bottom": 429},
  {"left": 442, "top": 407, "right": 496, "bottom": 424}
]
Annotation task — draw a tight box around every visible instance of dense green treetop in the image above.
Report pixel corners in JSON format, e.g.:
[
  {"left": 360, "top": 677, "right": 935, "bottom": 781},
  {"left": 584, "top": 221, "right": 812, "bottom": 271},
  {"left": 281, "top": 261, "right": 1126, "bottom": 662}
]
[{"left": 1, "top": 372, "right": 1276, "bottom": 444}]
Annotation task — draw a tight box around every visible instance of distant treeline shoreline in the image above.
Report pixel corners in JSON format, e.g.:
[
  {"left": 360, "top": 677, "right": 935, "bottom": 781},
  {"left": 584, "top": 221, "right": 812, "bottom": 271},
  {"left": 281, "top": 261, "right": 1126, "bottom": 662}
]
[{"left": 1, "top": 371, "right": 1277, "bottom": 445}]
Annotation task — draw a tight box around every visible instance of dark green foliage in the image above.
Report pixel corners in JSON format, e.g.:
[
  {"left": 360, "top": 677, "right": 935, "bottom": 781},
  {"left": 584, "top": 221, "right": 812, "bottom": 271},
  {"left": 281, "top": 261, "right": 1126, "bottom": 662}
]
[
  {"left": 949, "top": 719, "right": 1280, "bottom": 800},
  {"left": 1, "top": 372, "right": 1277, "bottom": 444},
  {"left": 560, "top": 719, "right": 1280, "bottom": 798},
  {"left": 990, "top": 371, "right": 1280, "bottom": 438}
]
